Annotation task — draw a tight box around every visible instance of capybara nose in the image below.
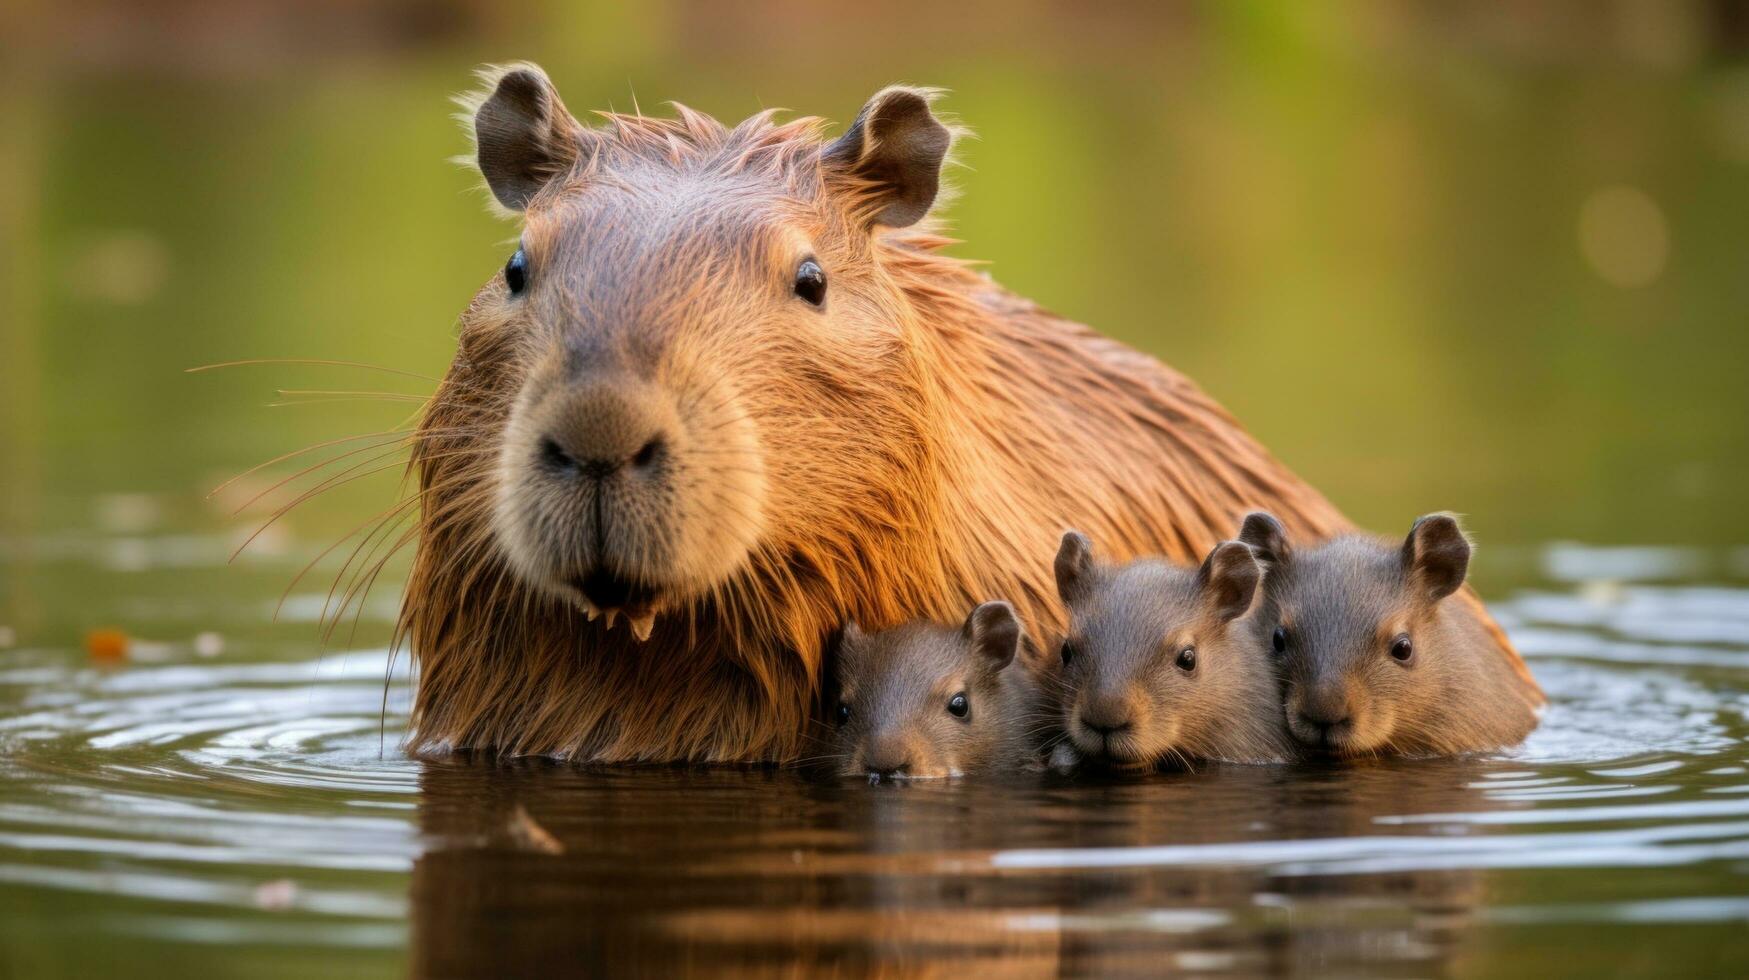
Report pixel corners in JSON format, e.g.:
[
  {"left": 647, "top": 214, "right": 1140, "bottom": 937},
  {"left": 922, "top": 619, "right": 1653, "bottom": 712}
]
[
  {"left": 540, "top": 434, "right": 666, "bottom": 480},
  {"left": 1080, "top": 697, "right": 1133, "bottom": 737},
  {"left": 1300, "top": 715, "right": 1347, "bottom": 736},
  {"left": 1297, "top": 693, "right": 1351, "bottom": 744},
  {"left": 1083, "top": 717, "right": 1132, "bottom": 738},
  {"left": 1298, "top": 685, "right": 1352, "bottom": 735},
  {"left": 535, "top": 382, "right": 671, "bottom": 482},
  {"left": 865, "top": 736, "right": 910, "bottom": 778}
]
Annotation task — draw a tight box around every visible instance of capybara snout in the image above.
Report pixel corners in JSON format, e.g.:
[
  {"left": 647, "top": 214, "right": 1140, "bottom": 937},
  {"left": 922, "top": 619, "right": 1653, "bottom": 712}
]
[{"left": 491, "top": 337, "right": 768, "bottom": 639}]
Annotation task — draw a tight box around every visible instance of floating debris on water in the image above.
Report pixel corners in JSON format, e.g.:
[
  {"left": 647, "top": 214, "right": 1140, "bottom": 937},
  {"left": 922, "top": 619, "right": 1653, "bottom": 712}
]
[
  {"left": 84, "top": 628, "right": 129, "bottom": 664},
  {"left": 505, "top": 804, "right": 565, "bottom": 855}
]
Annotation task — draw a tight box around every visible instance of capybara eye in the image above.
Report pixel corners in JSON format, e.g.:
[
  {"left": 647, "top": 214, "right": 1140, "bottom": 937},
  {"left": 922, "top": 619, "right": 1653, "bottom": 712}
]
[
  {"left": 947, "top": 692, "right": 969, "bottom": 718},
  {"left": 1272, "top": 626, "right": 1288, "bottom": 655},
  {"left": 1390, "top": 634, "right": 1414, "bottom": 663},
  {"left": 835, "top": 701, "right": 852, "bottom": 726},
  {"left": 1060, "top": 641, "right": 1076, "bottom": 666},
  {"left": 793, "top": 258, "right": 827, "bottom": 306},
  {"left": 505, "top": 247, "right": 528, "bottom": 295},
  {"left": 1175, "top": 646, "right": 1197, "bottom": 672}
]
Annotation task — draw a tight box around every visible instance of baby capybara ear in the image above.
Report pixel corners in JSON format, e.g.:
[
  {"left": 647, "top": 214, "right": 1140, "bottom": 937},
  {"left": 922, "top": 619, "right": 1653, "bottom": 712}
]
[
  {"left": 1402, "top": 513, "right": 1471, "bottom": 603},
  {"left": 1198, "top": 541, "right": 1263, "bottom": 623},
  {"left": 963, "top": 601, "right": 1022, "bottom": 672},
  {"left": 471, "top": 63, "right": 587, "bottom": 211},
  {"left": 1237, "top": 511, "right": 1290, "bottom": 564},
  {"left": 822, "top": 86, "right": 952, "bottom": 228},
  {"left": 1054, "top": 531, "right": 1095, "bottom": 606}
]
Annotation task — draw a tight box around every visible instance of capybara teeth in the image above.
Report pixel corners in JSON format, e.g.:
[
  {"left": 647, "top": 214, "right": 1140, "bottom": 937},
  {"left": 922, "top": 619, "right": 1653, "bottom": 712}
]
[
  {"left": 580, "top": 599, "right": 601, "bottom": 622},
  {"left": 628, "top": 611, "right": 657, "bottom": 642},
  {"left": 603, "top": 609, "right": 619, "bottom": 630}
]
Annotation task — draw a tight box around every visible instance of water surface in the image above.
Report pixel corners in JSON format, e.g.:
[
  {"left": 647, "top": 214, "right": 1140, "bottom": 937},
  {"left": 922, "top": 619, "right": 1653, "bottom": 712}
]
[{"left": 2, "top": 522, "right": 1746, "bottom": 976}]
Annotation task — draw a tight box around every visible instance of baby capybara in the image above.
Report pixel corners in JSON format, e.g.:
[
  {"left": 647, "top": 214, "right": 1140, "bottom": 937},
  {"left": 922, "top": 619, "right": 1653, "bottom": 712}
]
[
  {"left": 825, "top": 602, "right": 1040, "bottom": 780},
  {"left": 1239, "top": 511, "right": 1542, "bottom": 757},
  {"left": 1049, "top": 530, "right": 1294, "bottom": 769}
]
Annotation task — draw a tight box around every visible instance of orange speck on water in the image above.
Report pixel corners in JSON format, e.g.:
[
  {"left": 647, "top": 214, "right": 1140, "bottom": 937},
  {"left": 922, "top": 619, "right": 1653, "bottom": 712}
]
[{"left": 85, "top": 628, "right": 130, "bottom": 663}]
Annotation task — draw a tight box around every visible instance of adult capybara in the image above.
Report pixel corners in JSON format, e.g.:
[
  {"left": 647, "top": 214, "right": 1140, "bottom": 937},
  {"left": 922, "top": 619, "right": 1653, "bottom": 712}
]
[{"left": 399, "top": 63, "right": 1542, "bottom": 762}]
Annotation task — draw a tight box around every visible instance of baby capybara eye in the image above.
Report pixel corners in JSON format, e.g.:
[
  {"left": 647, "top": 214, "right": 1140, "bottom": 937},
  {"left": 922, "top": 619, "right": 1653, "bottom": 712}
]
[
  {"left": 835, "top": 701, "right": 852, "bottom": 726},
  {"left": 1060, "top": 641, "right": 1076, "bottom": 666},
  {"left": 1272, "top": 626, "right": 1288, "bottom": 654},
  {"left": 504, "top": 246, "right": 528, "bottom": 295},
  {"left": 793, "top": 258, "right": 827, "bottom": 306},
  {"left": 1390, "top": 634, "right": 1414, "bottom": 662},
  {"left": 947, "top": 692, "right": 969, "bottom": 718},
  {"left": 1175, "top": 646, "right": 1197, "bottom": 672}
]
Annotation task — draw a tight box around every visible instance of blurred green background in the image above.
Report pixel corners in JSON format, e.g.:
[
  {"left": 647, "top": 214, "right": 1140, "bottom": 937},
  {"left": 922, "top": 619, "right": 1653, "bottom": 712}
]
[{"left": 4, "top": 0, "right": 1748, "bottom": 634}]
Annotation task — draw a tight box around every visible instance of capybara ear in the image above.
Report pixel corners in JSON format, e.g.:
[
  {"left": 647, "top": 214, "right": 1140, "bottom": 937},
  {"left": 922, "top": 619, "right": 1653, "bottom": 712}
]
[
  {"left": 822, "top": 86, "right": 952, "bottom": 228},
  {"left": 471, "top": 64, "right": 587, "bottom": 211},
  {"left": 963, "top": 600, "right": 1022, "bottom": 672},
  {"left": 1402, "top": 513, "right": 1471, "bottom": 603},
  {"left": 1198, "top": 541, "right": 1262, "bottom": 623},
  {"left": 1237, "top": 511, "right": 1290, "bottom": 564},
  {"left": 840, "top": 619, "right": 866, "bottom": 648},
  {"left": 1054, "top": 531, "right": 1095, "bottom": 605}
]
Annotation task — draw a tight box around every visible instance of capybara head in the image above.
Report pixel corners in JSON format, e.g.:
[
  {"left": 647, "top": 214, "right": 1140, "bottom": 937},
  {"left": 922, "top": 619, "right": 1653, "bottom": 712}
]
[
  {"left": 1240, "top": 511, "right": 1539, "bottom": 757},
  {"left": 456, "top": 64, "right": 953, "bottom": 635},
  {"left": 1050, "top": 530, "right": 1291, "bottom": 768},
  {"left": 826, "top": 602, "right": 1031, "bottom": 780}
]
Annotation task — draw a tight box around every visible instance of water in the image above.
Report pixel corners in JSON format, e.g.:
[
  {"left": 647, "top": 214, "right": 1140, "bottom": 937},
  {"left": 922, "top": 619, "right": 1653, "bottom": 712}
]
[
  {"left": 2, "top": 520, "right": 1746, "bottom": 976},
  {"left": 6, "top": 5, "right": 1749, "bottom": 976}
]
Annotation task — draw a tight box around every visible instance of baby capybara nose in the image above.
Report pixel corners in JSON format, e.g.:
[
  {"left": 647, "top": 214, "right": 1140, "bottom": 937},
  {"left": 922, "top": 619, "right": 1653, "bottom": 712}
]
[
  {"left": 1079, "top": 701, "right": 1135, "bottom": 741},
  {"left": 534, "top": 381, "right": 671, "bottom": 482},
  {"left": 865, "top": 735, "right": 911, "bottom": 778},
  {"left": 1296, "top": 686, "right": 1353, "bottom": 740}
]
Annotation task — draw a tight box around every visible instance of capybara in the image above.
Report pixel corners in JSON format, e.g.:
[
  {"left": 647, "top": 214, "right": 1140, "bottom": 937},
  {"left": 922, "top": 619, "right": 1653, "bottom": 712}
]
[
  {"left": 1049, "top": 530, "right": 1293, "bottom": 769},
  {"left": 823, "top": 601, "right": 1040, "bottom": 780},
  {"left": 398, "top": 62, "right": 1541, "bottom": 761},
  {"left": 1238, "top": 512, "right": 1543, "bottom": 757}
]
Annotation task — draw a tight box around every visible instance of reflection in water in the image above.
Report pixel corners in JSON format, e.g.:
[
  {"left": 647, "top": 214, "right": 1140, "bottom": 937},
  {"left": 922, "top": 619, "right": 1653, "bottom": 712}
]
[
  {"left": 407, "top": 758, "right": 1497, "bottom": 977},
  {"left": 1, "top": 569, "right": 1747, "bottom": 975}
]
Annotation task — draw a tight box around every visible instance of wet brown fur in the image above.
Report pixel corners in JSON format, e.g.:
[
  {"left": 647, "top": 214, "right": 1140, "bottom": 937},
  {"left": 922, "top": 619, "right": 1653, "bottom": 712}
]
[{"left": 399, "top": 68, "right": 1542, "bottom": 762}]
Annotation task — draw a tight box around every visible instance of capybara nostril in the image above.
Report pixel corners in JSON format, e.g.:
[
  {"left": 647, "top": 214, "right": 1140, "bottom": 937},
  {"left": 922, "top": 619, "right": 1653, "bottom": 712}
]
[
  {"left": 1083, "top": 717, "right": 1132, "bottom": 737},
  {"left": 537, "top": 436, "right": 588, "bottom": 479},
  {"left": 629, "top": 436, "right": 665, "bottom": 471},
  {"left": 866, "top": 752, "right": 909, "bottom": 778}
]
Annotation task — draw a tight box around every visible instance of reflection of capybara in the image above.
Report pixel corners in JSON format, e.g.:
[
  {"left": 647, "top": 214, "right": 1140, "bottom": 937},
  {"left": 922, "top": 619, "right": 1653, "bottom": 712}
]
[
  {"left": 823, "top": 602, "right": 1040, "bottom": 780},
  {"left": 1050, "top": 531, "right": 1293, "bottom": 768},
  {"left": 1239, "top": 512, "right": 1542, "bottom": 756},
  {"left": 399, "top": 62, "right": 1541, "bottom": 762}
]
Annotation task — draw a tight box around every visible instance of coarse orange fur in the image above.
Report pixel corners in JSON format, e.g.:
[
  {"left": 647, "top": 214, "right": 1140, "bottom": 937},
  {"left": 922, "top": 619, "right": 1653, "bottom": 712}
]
[{"left": 398, "top": 70, "right": 1542, "bottom": 763}]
